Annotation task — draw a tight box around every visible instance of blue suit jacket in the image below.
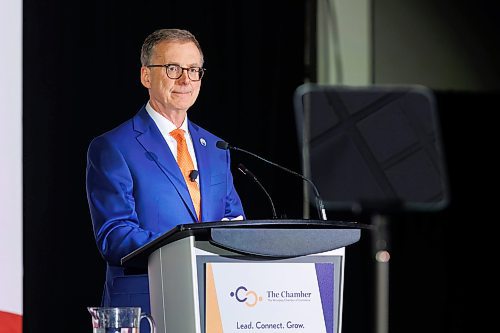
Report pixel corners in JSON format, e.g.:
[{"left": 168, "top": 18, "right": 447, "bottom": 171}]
[{"left": 86, "top": 106, "right": 245, "bottom": 313}]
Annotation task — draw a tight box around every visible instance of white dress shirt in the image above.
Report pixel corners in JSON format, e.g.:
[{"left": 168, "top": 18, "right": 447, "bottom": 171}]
[{"left": 145, "top": 102, "right": 199, "bottom": 183}]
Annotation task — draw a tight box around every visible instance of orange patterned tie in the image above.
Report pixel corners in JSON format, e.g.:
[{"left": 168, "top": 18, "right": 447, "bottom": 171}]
[{"left": 170, "top": 128, "right": 201, "bottom": 221}]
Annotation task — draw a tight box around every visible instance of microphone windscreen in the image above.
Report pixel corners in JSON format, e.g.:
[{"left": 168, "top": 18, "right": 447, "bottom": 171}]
[{"left": 216, "top": 141, "right": 229, "bottom": 150}]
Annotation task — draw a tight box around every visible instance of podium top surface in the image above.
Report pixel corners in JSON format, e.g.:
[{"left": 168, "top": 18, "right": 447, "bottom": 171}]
[{"left": 121, "top": 219, "right": 370, "bottom": 268}]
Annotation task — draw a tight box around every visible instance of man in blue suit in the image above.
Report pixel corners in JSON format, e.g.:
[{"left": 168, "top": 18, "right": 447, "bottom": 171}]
[{"left": 86, "top": 28, "right": 245, "bottom": 316}]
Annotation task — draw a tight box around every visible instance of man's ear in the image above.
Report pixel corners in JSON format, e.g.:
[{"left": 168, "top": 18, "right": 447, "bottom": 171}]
[{"left": 140, "top": 66, "right": 151, "bottom": 88}]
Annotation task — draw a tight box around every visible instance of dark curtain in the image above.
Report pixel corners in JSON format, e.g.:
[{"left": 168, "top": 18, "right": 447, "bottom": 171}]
[{"left": 23, "top": 1, "right": 307, "bottom": 331}]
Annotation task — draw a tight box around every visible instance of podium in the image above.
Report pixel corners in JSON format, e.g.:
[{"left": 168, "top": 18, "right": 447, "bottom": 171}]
[{"left": 121, "top": 219, "right": 365, "bottom": 333}]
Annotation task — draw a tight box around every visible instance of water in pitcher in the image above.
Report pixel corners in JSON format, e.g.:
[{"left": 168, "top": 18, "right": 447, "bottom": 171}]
[{"left": 88, "top": 307, "right": 156, "bottom": 333}]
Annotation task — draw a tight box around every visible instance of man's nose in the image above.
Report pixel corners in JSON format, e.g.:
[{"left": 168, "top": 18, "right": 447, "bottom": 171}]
[{"left": 177, "top": 69, "right": 190, "bottom": 83}]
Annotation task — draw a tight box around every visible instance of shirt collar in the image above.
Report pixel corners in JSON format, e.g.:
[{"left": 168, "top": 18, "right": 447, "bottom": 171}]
[{"left": 145, "top": 102, "right": 189, "bottom": 134}]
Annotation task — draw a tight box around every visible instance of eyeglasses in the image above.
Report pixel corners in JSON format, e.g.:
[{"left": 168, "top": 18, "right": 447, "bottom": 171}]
[{"left": 146, "top": 64, "right": 206, "bottom": 81}]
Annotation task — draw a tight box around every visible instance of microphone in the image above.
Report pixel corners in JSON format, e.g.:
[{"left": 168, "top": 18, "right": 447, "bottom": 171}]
[
  {"left": 237, "top": 163, "right": 278, "bottom": 219},
  {"left": 189, "top": 170, "right": 199, "bottom": 182},
  {"left": 216, "top": 140, "right": 328, "bottom": 221}
]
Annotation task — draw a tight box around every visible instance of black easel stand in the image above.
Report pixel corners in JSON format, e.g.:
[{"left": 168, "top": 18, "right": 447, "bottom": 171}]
[{"left": 372, "top": 213, "right": 390, "bottom": 333}]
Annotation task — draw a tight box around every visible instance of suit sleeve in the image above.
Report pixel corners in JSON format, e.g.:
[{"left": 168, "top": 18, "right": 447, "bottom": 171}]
[{"left": 86, "top": 136, "right": 160, "bottom": 266}]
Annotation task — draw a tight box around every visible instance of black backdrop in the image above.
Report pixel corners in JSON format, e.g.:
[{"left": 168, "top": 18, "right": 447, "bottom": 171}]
[{"left": 23, "top": 1, "right": 497, "bottom": 333}]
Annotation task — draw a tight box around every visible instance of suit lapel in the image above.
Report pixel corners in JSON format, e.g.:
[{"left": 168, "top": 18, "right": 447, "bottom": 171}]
[
  {"left": 189, "top": 121, "right": 210, "bottom": 221},
  {"left": 133, "top": 108, "right": 198, "bottom": 220}
]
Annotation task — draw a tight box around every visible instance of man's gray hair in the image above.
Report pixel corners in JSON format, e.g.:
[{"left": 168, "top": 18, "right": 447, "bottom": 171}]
[{"left": 140, "top": 28, "right": 204, "bottom": 66}]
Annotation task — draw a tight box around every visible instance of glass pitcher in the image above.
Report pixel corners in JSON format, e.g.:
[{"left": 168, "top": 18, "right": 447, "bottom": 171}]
[{"left": 87, "top": 307, "right": 156, "bottom": 333}]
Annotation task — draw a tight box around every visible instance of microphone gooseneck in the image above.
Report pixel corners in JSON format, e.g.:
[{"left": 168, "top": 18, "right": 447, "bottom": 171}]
[
  {"left": 217, "top": 140, "right": 327, "bottom": 221},
  {"left": 237, "top": 163, "right": 278, "bottom": 219}
]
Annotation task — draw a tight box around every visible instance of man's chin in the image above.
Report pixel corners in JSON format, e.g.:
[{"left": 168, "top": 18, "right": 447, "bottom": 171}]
[{"left": 173, "top": 101, "right": 195, "bottom": 112}]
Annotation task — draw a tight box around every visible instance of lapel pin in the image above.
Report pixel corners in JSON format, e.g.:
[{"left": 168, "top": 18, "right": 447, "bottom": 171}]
[{"left": 200, "top": 138, "right": 207, "bottom": 146}]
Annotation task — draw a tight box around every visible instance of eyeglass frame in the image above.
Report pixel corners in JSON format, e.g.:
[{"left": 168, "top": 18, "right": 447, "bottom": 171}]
[{"left": 146, "top": 64, "right": 206, "bottom": 81}]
